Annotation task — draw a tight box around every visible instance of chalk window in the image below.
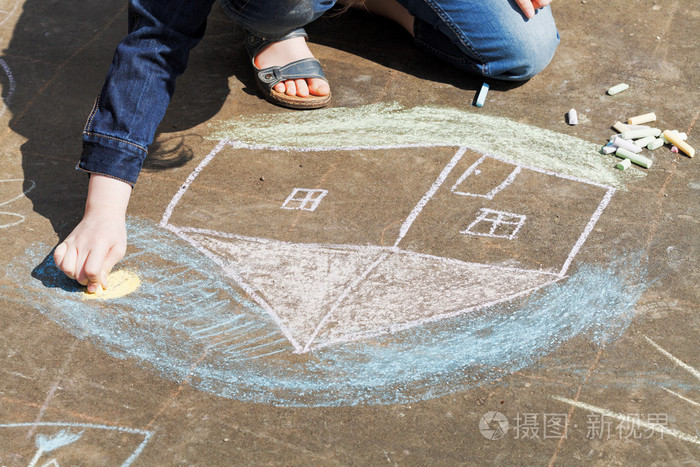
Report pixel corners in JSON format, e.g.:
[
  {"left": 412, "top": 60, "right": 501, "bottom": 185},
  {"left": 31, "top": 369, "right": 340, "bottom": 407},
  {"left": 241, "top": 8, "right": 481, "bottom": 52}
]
[
  {"left": 461, "top": 208, "right": 526, "bottom": 240},
  {"left": 281, "top": 188, "right": 328, "bottom": 212},
  {"left": 451, "top": 155, "right": 521, "bottom": 200}
]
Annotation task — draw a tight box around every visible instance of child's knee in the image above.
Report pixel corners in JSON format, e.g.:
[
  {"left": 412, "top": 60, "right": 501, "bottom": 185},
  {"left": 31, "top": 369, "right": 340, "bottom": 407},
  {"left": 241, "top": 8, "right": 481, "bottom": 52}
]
[{"left": 489, "top": 19, "right": 560, "bottom": 81}]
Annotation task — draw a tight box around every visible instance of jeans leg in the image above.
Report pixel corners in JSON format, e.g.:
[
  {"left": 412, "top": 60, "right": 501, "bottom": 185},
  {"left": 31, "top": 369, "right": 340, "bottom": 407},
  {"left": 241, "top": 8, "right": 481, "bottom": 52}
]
[
  {"left": 396, "top": 0, "right": 559, "bottom": 81},
  {"left": 220, "top": 0, "right": 336, "bottom": 40},
  {"left": 80, "top": 0, "right": 215, "bottom": 185}
]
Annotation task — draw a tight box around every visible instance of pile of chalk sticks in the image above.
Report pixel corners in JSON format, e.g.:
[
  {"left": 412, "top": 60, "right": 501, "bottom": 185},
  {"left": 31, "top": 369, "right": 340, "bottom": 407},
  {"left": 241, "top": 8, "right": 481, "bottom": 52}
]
[{"left": 600, "top": 112, "right": 695, "bottom": 170}]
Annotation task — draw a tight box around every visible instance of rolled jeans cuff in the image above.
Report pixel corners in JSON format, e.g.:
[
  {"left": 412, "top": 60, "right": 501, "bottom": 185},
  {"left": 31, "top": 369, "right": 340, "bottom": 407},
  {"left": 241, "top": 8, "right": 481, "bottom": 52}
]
[{"left": 78, "top": 133, "right": 146, "bottom": 187}]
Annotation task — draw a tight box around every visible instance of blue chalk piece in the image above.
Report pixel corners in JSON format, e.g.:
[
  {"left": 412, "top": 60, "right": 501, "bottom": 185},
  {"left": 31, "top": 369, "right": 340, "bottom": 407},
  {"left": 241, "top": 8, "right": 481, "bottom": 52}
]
[{"left": 475, "top": 82, "right": 489, "bottom": 107}]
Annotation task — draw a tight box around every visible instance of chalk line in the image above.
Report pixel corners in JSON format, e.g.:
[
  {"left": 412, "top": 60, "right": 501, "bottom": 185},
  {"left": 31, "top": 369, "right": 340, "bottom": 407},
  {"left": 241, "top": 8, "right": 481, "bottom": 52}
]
[
  {"left": 26, "top": 381, "right": 61, "bottom": 440},
  {"left": 311, "top": 276, "right": 564, "bottom": 351},
  {"left": 0, "top": 179, "right": 36, "bottom": 207},
  {"left": 174, "top": 225, "right": 396, "bottom": 254},
  {"left": 461, "top": 208, "right": 526, "bottom": 240},
  {"left": 171, "top": 226, "right": 560, "bottom": 277},
  {"left": 660, "top": 387, "right": 700, "bottom": 409},
  {"left": 644, "top": 335, "right": 700, "bottom": 382},
  {"left": 0, "top": 179, "right": 36, "bottom": 228},
  {"left": 552, "top": 396, "right": 700, "bottom": 446},
  {"left": 451, "top": 155, "right": 522, "bottom": 199},
  {"left": 208, "top": 103, "right": 641, "bottom": 190},
  {"left": 223, "top": 139, "right": 615, "bottom": 190},
  {"left": 302, "top": 252, "right": 391, "bottom": 352},
  {"left": 558, "top": 187, "right": 615, "bottom": 277},
  {"left": 0, "top": 211, "right": 24, "bottom": 228},
  {"left": 166, "top": 224, "right": 304, "bottom": 352},
  {"left": 0, "top": 0, "right": 20, "bottom": 26},
  {"left": 160, "top": 140, "right": 227, "bottom": 227},
  {"left": 27, "top": 340, "right": 84, "bottom": 441},
  {"left": 394, "top": 146, "right": 467, "bottom": 247},
  {"left": 0, "top": 422, "right": 153, "bottom": 467}
]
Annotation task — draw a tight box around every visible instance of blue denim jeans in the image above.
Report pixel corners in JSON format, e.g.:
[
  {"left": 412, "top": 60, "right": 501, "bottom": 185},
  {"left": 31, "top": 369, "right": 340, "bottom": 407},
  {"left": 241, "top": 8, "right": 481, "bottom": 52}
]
[
  {"left": 402, "top": 0, "right": 559, "bottom": 80},
  {"left": 79, "top": 0, "right": 559, "bottom": 186}
]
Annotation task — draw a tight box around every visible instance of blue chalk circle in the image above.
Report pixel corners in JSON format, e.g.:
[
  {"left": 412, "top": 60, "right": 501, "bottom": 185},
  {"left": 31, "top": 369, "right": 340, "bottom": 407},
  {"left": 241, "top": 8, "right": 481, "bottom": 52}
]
[{"left": 6, "top": 217, "right": 648, "bottom": 407}]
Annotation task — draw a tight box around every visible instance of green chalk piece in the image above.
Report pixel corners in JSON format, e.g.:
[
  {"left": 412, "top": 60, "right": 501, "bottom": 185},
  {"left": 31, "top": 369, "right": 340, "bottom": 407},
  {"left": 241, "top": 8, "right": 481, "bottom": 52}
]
[
  {"left": 607, "top": 83, "right": 629, "bottom": 95},
  {"left": 634, "top": 136, "right": 656, "bottom": 147},
  {"left": 616, "top": 147, "right": 653, "bottom": 168},
  {"left": 616, "top": 158, "right": 632, "bottom": 170},
  {"left": 621, "top": 127, "right": 661, "bottom": 140},
  {"left": 647, "top": 138, "right": 665, "bottom": 150}
]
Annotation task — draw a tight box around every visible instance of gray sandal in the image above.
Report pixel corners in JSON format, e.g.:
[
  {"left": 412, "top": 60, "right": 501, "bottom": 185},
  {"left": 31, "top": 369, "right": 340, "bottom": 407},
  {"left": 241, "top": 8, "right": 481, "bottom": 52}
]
[{"left": 245, "top": 28, "right": 331, "bottom": 109}]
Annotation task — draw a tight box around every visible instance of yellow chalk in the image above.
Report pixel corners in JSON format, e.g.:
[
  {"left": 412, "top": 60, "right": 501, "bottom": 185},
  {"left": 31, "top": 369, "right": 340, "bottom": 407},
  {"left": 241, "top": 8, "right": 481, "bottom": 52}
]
[
  {"left": 82, "top": 270, "right": 141, "bottom": 300},
  {"left": 662, "top": 130, "right": 695, "bottom": 158},
  {"left": 627, "top": 112, "right": 656, "bottom": 125}
]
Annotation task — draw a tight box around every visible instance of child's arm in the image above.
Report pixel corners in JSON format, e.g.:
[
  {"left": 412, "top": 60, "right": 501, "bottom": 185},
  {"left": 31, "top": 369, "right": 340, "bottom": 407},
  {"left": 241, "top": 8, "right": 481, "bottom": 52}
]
[
  {"left": 56, "top": 1, "right": 215, "bottom": 290},
  {"left": 54, "top": 175, "right": 131, "bottom": 293}
]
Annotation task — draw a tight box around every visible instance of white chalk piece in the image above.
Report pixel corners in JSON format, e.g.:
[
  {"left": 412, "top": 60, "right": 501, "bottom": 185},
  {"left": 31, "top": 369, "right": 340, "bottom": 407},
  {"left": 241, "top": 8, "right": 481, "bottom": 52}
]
[
  {"left": 616, "top": 158, "right": 632, "bottom": 170},
  {"left": 627, "top": 112, "right": 656, "bottom": 125},
  {"left": 475, "top": 82, "right": 489, "bottom": 107},
  {"left": 663, "top": 130, "right": 695, "bottom": 157},
  {"left": 625, "top": 124, "right": 652, "bottom": 130},
  {"left": 647, "top": 138, "right": 665, "bottom": 150},
  {"left": 607, "top": 83, "right": 629, "bottom": 95},
  {"left": 612, "top": 136, "right": 643, "bottom": 154},
  {"left": 567, "top": 108, "right": 578, "bottom": 125},
  {"left": 621, "top": 127, "right": 661, "bottom": 140},
  {"left": 616, "top": 147, "right": 653, "bottom": 168},
  {"left": 602, "top": 144, "right": 617, "bottom": 154},
  {"left": 634, "top": 136, "right": 656, "bottom": 147}
]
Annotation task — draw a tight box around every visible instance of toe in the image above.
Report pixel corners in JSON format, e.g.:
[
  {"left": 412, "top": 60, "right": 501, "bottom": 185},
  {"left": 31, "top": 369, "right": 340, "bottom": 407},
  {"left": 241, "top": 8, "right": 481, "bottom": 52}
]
[
  {"left": 284, "top": 79, "right": 297, "bottom": 97},
  {"left": 273, "top": 82, "right": 286, "bottom": 94},
  {"left": 295, "top": 79, "right": 310, "bottom": 97},
  {"left": 308, "top": 78, "right": 330, "bottom": 96}
]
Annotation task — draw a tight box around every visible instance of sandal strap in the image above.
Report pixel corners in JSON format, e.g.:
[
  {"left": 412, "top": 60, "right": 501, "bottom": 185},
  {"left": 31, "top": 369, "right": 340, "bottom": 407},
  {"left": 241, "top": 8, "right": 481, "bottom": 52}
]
[
  {"left": 245, "top": 27, "right": 309, "bottom": 61},
  {"left": 256, "top": 58, "right": 327, "bottom": 91}
]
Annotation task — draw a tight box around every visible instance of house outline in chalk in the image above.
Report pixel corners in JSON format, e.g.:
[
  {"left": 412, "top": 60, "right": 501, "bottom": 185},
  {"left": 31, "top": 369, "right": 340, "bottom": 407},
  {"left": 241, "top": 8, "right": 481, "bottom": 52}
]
[{"left": 160, "top": 142, "right": 615, "bottom": 353}]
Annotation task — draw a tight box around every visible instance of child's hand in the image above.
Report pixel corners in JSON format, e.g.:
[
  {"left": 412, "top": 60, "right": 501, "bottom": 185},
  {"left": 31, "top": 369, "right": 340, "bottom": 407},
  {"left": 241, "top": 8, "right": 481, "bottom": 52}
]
[
  {"left": 515, "top": 0, "right": 551, "bottom": 19},
  {"left": 54, "top": 175, "right": 132, "bottom": 293},
  {"left": 54, "top": 210, "right": 127, "bottom": 293}
]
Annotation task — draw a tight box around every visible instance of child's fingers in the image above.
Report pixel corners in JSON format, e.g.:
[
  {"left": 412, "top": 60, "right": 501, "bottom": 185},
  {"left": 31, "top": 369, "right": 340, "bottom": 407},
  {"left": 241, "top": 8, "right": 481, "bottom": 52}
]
[
  {"left": 53, "top": 242, "right": 68, "bottom": 266},
  {"left": 58, "top": 244, "right": 78, "bottom": 280},
  {"left": 99, "top": 243, "right": 127, "bottom": 289},
  {"left": 81, "top": 247, "right": 108, "bottom": 291},
  {"left": 74, "top": 248, "right": 92, "bottom": 286}
]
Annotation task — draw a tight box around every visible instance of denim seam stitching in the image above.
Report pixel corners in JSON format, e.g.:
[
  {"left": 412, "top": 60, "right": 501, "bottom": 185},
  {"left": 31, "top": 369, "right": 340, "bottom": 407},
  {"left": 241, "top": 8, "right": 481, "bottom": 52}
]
[
  {"left": 420, "top": 0, "right": 489, "bottom": 74},
  {"left": 76, "top": 166, "right": 135, "bottom": 187},
  {"left": 83, "top": 95, "right": 100, "bottom": 133},
  {"left": 83, "top": 131, "right": 148, "bottom": 153}
]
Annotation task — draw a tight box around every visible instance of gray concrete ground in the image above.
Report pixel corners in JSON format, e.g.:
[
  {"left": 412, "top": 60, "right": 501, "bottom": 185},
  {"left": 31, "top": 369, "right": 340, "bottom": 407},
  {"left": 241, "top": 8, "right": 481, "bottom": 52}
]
[{"left": 1, "top": 0, "right": 699, "bottom": 465}]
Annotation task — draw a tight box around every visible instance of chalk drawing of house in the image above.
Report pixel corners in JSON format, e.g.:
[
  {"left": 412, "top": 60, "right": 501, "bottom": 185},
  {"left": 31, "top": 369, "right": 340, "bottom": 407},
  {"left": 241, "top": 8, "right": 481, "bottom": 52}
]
[{"left": 161, "top": 143, "right": 614, "bottom": 353}]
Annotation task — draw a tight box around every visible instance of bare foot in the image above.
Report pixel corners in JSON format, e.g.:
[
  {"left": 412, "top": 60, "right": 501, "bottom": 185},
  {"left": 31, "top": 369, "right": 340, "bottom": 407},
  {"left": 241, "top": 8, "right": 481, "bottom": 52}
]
[{"left": 254, "top": 36, "right": 330, "bottom": 98}]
